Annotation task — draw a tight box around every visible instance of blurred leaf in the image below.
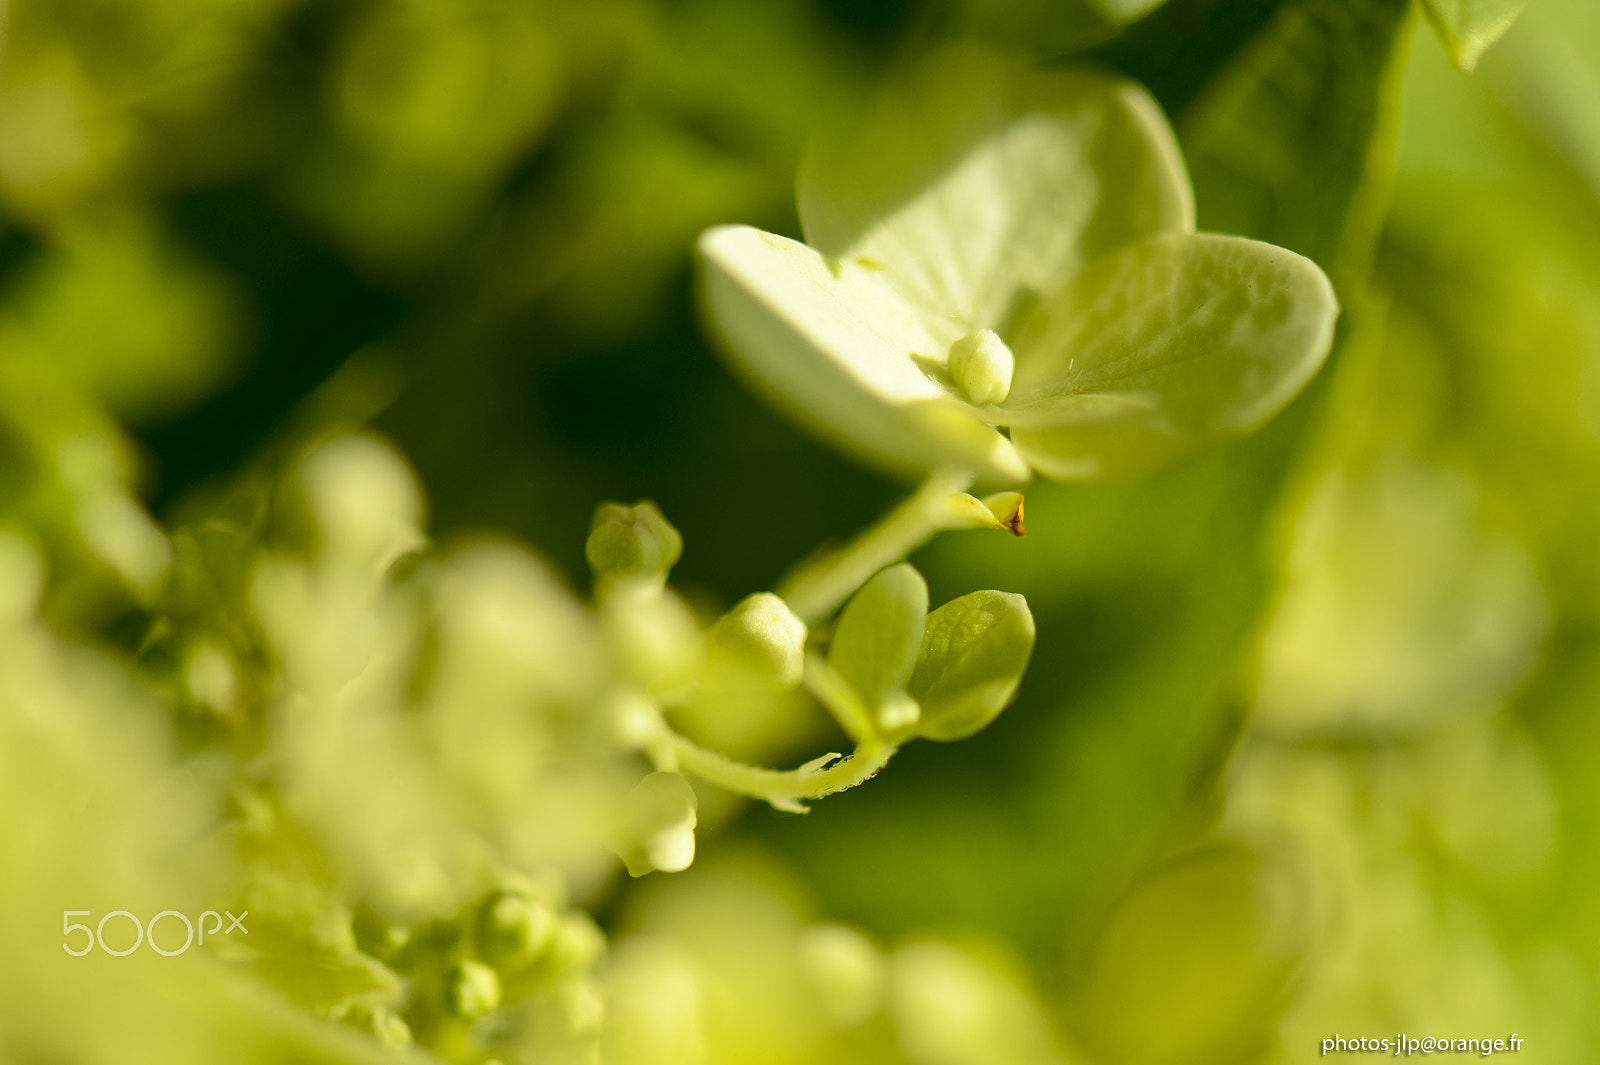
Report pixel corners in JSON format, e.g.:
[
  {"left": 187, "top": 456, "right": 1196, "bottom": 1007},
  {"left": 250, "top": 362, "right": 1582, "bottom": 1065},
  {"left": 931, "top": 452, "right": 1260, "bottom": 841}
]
[
  {"left": 1066, "top": 842, "right": 1311, "bottom": 1065},
  {"left": 1421, "top": 0, "right": 1527, "bottom": 70},
  {"left": 284, "top": 0, "right": 563, "bottom": 275},
  {"left": 1493, "top": 0, "right": 1600, "bottom": 201},
  {"left": 521, "top": 115, "right": 776, "bottom": 343},
  {"left": 1177, "top": 0, "right": 1414, "bottom": 289},
  {"left": 947, "top": 0, "right": 1172, "bottom": 54},
  {"left": 243, "top": 911, "right": 403, "bottom": 1013},
  {"left": 637, "top": 0, "right": 864, "bottom": 173},
  {"left": 905, "top": 590, "right": 1035, "bottom": 742},
  {"left": 3, "top": 211, "right": 243, "bottom": 425},
  {"left": 1089, "top": 0, "right": 1291, "bottom": 118}
]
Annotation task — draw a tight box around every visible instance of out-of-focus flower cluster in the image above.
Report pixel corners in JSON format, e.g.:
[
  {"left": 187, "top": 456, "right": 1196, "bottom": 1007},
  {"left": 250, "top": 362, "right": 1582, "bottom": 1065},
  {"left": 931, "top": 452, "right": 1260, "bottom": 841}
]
[{"left": 0, "top": 426, "right": 1048, "bottom": 1063}]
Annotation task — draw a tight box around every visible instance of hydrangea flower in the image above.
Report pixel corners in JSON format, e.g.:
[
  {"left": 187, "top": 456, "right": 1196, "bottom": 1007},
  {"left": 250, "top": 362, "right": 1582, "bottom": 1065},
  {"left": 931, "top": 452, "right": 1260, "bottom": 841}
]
[{"left": 698, "top": 48, "right": 1338, "bottom": 485}]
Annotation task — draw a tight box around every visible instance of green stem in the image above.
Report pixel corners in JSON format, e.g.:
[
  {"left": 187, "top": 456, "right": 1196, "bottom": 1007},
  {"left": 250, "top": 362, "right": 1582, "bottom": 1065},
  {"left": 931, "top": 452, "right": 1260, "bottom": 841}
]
[
  {"left": 667, "top": 732, "right": 898, "bottom": 813},
  {"left": 778, "top": 468, "right": 975, "bottom": 623}
]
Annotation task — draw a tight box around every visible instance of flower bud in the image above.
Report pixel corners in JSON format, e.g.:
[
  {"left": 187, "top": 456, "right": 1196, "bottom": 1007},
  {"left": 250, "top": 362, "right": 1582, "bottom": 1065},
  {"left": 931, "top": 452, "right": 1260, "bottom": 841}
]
[
  {"left": 585, "top": 500, "right": 682, "bottom": 593},
  {"left": 948, "top": 329, "right": 1014, "bottom": 405},
  {"left": 445, "top": 959, "right": 502, "bottom": 1019},
  {"left": 297, "top": 434, "right": 425, "bottom": 569},
  {"left": 939, "top": 491, "right": 1026, "bottom": 536},
  {"left": 545, "top": 912, "right": 607, "bottom": 974},
  {"left": 980, "top": 491, "right": 1026, "bottom": 536},
  {"left": 707, "top": 592, "right": 808, "bottom": 691},
  {"left": 475, "top": 889, "right": 557, "bottom": 969},
  {"left": 623, "top": 772, "right": 698, "bottom": 877}
]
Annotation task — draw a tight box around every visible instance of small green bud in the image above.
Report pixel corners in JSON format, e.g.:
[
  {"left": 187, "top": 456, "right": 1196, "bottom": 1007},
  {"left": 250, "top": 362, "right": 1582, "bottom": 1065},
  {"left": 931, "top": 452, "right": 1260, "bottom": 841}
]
[
  {"left": 475, "top": 889, "right": 557, "bottom": 969},
  {"left": 708, "top": 592, "right": 808, "bottom": 690},
  {"left": 297, "top": 434, "right": 426, "bottom": 567},
  {"left": 545, "top": 913, "right": 607, "bottom": 975},
  {"left": 948, "top": 329, "right": 1014, "bottom": 405},
  {"left": 586, "top": 501, "right": 682, "bottom": 592},
  {"left": 445, "top": 959, "right": 502, "bottom": 1019},
  {"left": 623, "top": 771, "right": 699, "bottom": 877}
]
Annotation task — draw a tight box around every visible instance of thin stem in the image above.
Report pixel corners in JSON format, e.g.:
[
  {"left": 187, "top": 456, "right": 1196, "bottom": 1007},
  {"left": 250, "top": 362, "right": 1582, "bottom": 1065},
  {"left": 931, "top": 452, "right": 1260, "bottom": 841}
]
[
  {"left": 778, "top": 468, "right": 975, "bottom": 623},
  {"left": 667, "top": 732, "right": 898, "bottom": 813}
]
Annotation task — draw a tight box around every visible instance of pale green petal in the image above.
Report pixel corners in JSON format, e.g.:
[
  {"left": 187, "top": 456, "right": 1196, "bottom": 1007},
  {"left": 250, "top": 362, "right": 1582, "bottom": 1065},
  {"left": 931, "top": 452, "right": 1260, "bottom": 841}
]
[
  {"left": 798, "top": 46, "right": 1193, "bottom": 340},
  {"left": 830, "top": 564, "right": 929, "bottom": 719},
  {"left": 1000, "top": 232, "right": 1337, "bottom": 480},
  {"left": 1422, "top": 0, "right": 1527, "bottom": 70},
  {"left": 905, "top": 590, "right": 1035, "bottom": 742},
  {"left": 697, "top": 224, "right": 1029, "bottom": 483}
]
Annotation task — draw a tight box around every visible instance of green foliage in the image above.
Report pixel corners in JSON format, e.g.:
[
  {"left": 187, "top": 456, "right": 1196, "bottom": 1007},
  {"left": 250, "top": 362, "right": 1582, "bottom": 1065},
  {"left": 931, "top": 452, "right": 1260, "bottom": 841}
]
[
  {"left": 1421, "top": 0, "right": 1529, "bottom": 69},
  {"left": 906, "top": 590, "right": 1036, "bottom": 742},
  {"left": 828, "top": 563, "right": 929, "bottom": 729},
  {"left": 3, "top": 0, "right": 1599, "bottom": 1062},
  {"left": 1005, "top": 232, "right": 1336, "bottom": 479},
  {"left": 1177, "top": 0, "right": 1415, "bottom": 288}
]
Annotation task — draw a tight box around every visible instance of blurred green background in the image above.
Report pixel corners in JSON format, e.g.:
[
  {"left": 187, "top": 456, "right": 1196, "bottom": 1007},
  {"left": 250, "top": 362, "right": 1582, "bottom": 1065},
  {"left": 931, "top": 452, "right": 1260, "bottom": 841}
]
[{"left": 2, "top": 0, "right": 1598, "bottom": 1061}]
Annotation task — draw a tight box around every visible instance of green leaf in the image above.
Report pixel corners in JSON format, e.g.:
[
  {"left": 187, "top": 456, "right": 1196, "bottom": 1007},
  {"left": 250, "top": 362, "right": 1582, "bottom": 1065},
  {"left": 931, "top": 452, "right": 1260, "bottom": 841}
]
[
  {"left": 1089, "top": 0, "right": 1291, "bottom": 119},
  {"left": 697, "top": 224, "right": 1030, "bottom": 483},
  {"left": 947, "top": 0, "right": 1173, "bottom": 55},
  {"left": 1176, "top": 0, "right": 1415, "bottom": 287},
  {"left": 906, "top": 590, "right": 1036, "bottom": 742},
  {"left": 798, "top": 46, "right": 1193, "bottom": 342},
  {"left": 1421, "top": 0, "right": 1527, "bottom": 70},
  {"left": 997, "top": 233, "right": 1338, "bottom": 480},
  {"left": 829, "top": 563, "right": 929, "bottom": 725}
]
